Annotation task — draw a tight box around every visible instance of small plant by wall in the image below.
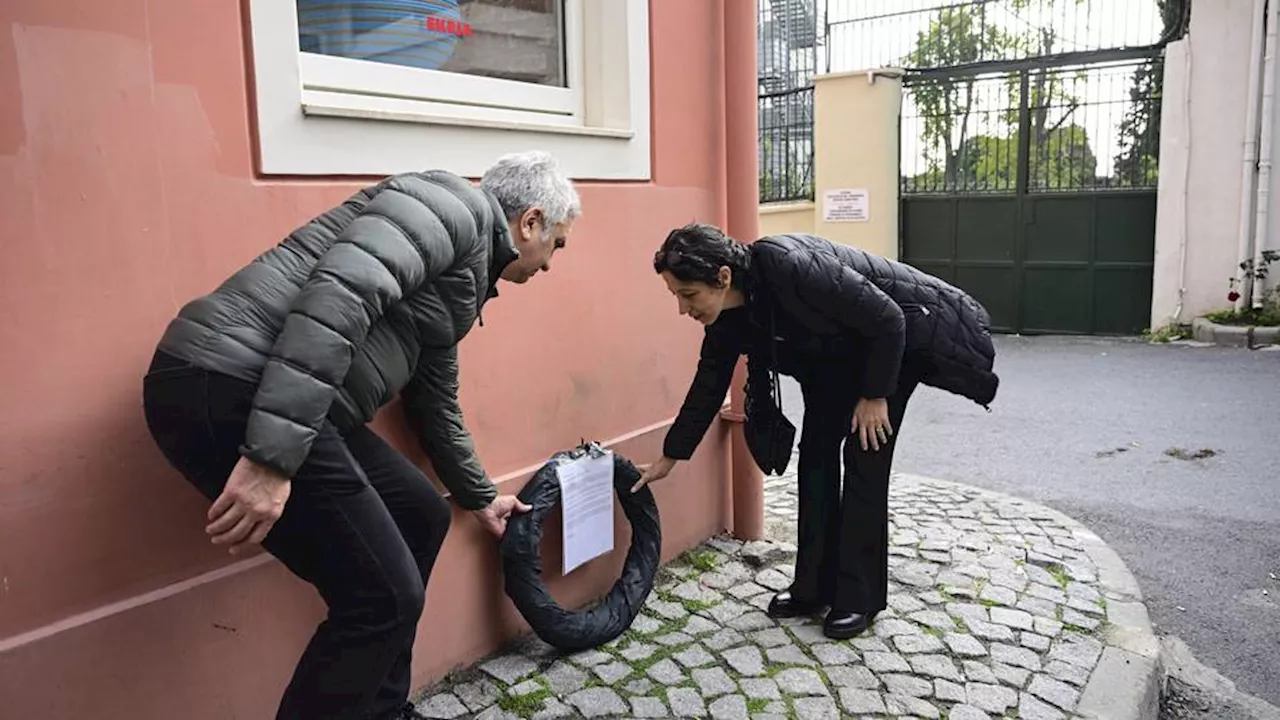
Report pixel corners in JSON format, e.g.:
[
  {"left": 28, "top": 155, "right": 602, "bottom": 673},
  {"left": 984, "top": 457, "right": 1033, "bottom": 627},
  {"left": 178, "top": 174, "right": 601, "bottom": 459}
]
[
  {"left": 1219, "top": 250, "right": 1280, "bottom": 327},
  {"left": 1142, "top": 323, "right": 1193, "bottom": 343}
]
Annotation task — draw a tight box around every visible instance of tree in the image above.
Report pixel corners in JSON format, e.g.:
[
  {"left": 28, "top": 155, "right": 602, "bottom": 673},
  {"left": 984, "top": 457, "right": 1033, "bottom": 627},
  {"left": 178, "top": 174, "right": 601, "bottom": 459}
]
[
  {"left": 904, "top": 0, "right": 1091, "bottom": 192},
  {"left": 904, "top": 4, "right": 1015, "bottom": 190},
  {"left": 1030, "top": 124, "right": 1098, "bottom": 189},
  {"left": 1113, "top": 0, "right": 1186, "bottom": 186},
  {"left": 948, "top": 126, "right": 1096, "bottom": 192},
  {"left": 1005, "top": 0, "right": 1092, "bottom": 189}
]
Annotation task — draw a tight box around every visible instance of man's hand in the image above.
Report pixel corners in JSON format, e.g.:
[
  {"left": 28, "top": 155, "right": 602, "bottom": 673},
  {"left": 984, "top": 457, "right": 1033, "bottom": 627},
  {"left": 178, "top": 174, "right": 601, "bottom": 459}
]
[
  {"left": 473, "top": 495, "right": 532, "bottom": 538},
  {"left": 851, "top": 397, "right": 893, "bottom": 452},
  {"left": 631, "top": 456, "right": 677, "bottom": 493},
  {"left": 207, "top": 457, "right": 292, "bottom": 555}
]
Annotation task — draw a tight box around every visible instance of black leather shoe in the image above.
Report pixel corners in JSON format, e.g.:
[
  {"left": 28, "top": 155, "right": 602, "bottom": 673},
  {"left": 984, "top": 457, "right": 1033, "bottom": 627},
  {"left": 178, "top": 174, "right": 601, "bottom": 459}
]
[
  {"left": 400, "top": 703, "right": 429, "bottom": 720},
  {"left": 822, "top": 609, "right": 878, "bottom": 640},
  {"left": 766, "top": 591, "right": 825, "bottom": 619}
]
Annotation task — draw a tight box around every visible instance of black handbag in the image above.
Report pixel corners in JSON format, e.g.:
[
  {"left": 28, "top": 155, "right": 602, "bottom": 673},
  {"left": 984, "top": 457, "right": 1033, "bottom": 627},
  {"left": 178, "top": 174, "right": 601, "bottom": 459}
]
[{"left": 743, "top": 303, "right": 796, "bottom": 475}]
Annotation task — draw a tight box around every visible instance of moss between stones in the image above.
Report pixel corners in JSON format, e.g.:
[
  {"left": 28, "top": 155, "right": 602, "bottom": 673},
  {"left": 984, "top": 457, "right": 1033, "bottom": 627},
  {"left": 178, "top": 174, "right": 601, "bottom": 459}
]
[
  {"left": 1044, "top": 563, "right": 1071, "bottom": 590},
  {"left": 629, "top": 643, "right": 679, "bottom": 673},
  {"left": 763, "top": 662, "right": 788, "bottom": 678},
  {"left": 655, "top": 587, "right": 721, "bottom": 615},
  {"left": 682, "top": 548, "right": 723, "bottom": 572},
  {"left": 496, "top": 686, "right": 550, "bottom": 717},
  {"left": 648, "top": 614, "right": 690, "bottom": 638}
]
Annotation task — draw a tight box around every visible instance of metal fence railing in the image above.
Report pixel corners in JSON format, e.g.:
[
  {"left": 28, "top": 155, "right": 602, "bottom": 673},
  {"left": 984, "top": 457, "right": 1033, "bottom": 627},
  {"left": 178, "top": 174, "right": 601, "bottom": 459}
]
[
  {"left": 759, "top": 0, "right": 819, "bottom": 94},
  {"left": 759, "top": 86, "right": 815, "bottom": 204},
  {"left": 758, "top": 0, "right": 818, "bottom": 203},
  {"left": 821, "top": 0, "right": 1178, "bottom": 76},
  {"left": 756, "top": 0, "right": 1184, "bottom": 203},
  {"left": 900, "top": 58, "right": 1165, "bottom": 195}
]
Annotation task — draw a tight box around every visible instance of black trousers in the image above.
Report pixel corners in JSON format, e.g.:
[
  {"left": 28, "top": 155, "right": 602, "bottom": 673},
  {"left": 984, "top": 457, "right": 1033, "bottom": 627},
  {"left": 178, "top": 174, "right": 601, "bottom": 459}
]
[
  {"left": 142, "top": 351, "right": 451, "bottom": 720},
  {"left": 789, "top": 363, "right": 917, "bottom": 614}
]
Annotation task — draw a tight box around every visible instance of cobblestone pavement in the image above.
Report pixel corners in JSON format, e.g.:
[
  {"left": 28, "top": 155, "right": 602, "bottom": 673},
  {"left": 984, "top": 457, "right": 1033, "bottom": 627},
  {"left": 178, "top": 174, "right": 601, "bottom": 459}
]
[{"left": 412, "top": 472, "right": 1124, "bottom": 719}]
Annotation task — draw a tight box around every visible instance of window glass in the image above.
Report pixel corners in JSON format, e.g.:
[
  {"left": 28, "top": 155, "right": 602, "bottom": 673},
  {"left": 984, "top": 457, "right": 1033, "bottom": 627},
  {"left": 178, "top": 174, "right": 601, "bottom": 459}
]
[{"left": 296, "top": 0, "right": 567, "bottom": 87}]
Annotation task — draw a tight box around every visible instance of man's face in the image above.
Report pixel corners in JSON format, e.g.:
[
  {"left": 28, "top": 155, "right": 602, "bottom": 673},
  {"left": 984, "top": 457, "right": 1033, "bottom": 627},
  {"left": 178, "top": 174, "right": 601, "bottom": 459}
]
[{"left": 501, "top": 208, "right": 574, "bottom": 283}]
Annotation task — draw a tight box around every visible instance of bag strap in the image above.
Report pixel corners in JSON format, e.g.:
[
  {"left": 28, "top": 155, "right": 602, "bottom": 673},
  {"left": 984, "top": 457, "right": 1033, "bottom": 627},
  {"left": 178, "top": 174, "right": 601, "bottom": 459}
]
[{"left": 768, "top": 301, "right": 783, "bottom": 412}]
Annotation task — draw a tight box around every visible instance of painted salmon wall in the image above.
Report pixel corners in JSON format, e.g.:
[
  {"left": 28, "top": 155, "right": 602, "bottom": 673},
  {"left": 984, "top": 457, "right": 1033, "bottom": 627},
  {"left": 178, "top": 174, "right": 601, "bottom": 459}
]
[{"left": 0, "top": 0, "right": 754, "bottom": 717}]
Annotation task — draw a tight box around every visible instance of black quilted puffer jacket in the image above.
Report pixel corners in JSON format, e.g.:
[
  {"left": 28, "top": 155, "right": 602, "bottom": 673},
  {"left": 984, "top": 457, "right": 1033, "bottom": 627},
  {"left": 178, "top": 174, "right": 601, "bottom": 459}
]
[
  {"left": 663, "top": 233, "right": 999, "bottom": 460},
  {"left": 154, "top": 170, "right": 517, "bottom": 510}
]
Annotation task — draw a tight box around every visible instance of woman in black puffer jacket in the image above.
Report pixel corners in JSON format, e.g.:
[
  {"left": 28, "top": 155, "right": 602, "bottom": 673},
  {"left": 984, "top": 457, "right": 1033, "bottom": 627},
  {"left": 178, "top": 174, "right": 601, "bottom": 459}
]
[{"left": 633, "top": 223, "right": 998, "bottom": 640}]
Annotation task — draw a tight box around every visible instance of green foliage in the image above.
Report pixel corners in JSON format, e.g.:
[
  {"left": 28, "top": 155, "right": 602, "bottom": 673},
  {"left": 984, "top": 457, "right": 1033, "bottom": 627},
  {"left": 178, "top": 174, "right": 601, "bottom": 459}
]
[
  {"left": 919, "top": 124, "right": 1097, "bottom": 192},
  {"left": 681, "top": 548, "right": 721, "bottom": 573},
  {"left": 1113, "top": 1, "right": 1186, "bottom": 186},
  {"left": 1030, "top": 124, "right": 1098, "bottom": 189},
  {"left": 904, "top": 5, "right": 1016, "bottom": 187},
  {"left": 1141, "top": 323, "right": 1191, "bottom": 343},
  {"left": 759, "top": 135, "right": 813, "bottom": 202},
  {"left": 1204, "top": 307, "right": 1280, "bottom": 328},
  {"left": 1222, "top": 250, "right": 1280, "bottom": 326},
  {"left": 902, "top": 0, "right": 1116, "bottom": 193}
]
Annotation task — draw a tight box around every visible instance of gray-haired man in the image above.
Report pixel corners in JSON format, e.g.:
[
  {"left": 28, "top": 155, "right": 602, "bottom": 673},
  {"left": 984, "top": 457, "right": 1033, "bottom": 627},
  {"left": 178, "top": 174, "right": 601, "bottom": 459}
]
[{"left": 142, "top": 151, "right": 581, "bottom": 720}]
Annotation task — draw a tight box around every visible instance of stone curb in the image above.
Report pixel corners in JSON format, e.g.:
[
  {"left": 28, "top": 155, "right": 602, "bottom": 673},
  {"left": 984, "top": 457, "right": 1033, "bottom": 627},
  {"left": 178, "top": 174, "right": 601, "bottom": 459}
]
[
  {"left": 1192, "top": 317, "right": 1279, "bottom": 349},
  {"left": 895, "top": 473, "right": 1164, "bottom": 720}
]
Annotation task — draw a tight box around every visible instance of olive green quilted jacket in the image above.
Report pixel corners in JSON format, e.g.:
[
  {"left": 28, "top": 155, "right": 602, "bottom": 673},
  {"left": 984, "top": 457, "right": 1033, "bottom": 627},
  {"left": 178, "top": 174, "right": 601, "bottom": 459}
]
[{"left": 155, "top": 170, "right": 517, "bottom": 510}]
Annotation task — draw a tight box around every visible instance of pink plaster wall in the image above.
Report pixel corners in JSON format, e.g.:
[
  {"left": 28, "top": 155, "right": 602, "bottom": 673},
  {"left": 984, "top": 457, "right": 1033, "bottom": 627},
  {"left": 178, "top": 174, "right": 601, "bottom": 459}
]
[{"left": 0, "top": 0, "right": 747, "bottom": 717}]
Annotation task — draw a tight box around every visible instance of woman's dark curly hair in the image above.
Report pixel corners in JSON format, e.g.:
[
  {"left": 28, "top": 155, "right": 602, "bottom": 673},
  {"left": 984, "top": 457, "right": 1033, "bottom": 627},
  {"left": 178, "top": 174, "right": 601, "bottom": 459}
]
[{"left": 652, "top": 223, "right": 752, "bottom": 290}]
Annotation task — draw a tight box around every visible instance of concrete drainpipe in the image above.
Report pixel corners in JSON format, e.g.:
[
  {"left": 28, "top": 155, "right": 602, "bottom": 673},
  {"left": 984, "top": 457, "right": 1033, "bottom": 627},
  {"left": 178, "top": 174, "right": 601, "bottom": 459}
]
[
  {"left": 1252, "top": 0, "right": 1280, "bottom": 309},
  {"left": 1235, "top": 0, "right": 1267, "bottom": 313},
  {"left": 721, "top": 0, "right": 765, "bottom": 541}
]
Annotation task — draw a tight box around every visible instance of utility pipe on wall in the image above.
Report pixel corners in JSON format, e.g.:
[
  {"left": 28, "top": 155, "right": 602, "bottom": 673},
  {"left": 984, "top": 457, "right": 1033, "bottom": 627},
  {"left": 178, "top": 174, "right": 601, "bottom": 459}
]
[
  {"left": 1236, "top": 0, "right": 1268, "bottom": 312},
  {"left": 1172, "top": 36, "right": 1193, "bottom": 323},
  {"left": 1252, "top": 0, "right": 1280, "bottom": 308}
]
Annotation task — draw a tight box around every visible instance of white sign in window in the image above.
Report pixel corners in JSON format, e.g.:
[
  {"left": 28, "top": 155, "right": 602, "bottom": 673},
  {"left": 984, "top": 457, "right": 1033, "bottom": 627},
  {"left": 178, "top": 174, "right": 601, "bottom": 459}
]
[{"left": 823, "top": 188, "right": 871, "bottom": 223}]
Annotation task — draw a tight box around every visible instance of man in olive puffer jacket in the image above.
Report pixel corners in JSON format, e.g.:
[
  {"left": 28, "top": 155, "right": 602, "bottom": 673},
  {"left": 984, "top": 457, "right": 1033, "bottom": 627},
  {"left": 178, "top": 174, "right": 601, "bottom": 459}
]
[{"left": 142, "top": 151, "right": 579, "bottom": 720}]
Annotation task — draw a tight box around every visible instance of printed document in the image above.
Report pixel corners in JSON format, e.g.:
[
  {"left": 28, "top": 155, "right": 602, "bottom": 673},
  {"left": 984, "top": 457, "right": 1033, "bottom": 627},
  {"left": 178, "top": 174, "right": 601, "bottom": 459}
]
[{"left": 558, "top": 451, "right": 615, "bottom": 574}]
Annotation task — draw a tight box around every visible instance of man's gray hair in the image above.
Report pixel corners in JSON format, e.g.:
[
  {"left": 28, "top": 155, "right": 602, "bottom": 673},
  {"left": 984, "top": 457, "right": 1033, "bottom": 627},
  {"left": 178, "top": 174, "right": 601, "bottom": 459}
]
[{"left": 481, "top": 151, "right": 582, "bottom": 227}]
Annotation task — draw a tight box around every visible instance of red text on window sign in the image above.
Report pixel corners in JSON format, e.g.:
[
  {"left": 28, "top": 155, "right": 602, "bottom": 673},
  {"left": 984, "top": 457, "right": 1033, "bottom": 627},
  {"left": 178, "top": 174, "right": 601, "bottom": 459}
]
[{"left": 425, "top": 16, "right": 473, "bottom": 36}]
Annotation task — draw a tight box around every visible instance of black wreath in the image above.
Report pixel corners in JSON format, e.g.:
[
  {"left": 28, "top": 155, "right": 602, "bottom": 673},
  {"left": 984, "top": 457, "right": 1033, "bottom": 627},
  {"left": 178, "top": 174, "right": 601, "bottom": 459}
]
[{"left": 499, "top": 446, "right": 662, "bottom": 652}]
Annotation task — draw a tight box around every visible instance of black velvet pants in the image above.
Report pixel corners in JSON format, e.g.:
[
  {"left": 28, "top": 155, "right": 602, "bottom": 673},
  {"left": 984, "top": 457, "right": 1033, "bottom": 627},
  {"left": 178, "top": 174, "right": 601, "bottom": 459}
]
[{"left": 789, "top": 363, "right": 918, "bottom": 614}]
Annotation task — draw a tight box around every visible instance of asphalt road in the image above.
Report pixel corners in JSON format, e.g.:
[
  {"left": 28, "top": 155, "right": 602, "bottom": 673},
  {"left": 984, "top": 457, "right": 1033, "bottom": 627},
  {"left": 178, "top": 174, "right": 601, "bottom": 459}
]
[{"left": 777, "top": 335, "right": 1280, "bottom": 705}]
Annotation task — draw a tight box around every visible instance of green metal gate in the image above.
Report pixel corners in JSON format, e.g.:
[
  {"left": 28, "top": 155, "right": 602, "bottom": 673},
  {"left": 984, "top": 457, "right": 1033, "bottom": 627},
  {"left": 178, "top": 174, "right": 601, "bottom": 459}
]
[
  {"left": 766, "top": 0, "right": 1187, "bottom": 333},
  {"left": 900, "top": 58, "right": 1164, "bottom": 335}
]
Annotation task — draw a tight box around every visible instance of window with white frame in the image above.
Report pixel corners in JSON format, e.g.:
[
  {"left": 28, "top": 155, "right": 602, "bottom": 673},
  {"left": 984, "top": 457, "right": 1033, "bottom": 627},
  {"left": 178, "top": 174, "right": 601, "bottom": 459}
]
[{"left": 247, "top": 0, "right": 651, "bottom": 179}]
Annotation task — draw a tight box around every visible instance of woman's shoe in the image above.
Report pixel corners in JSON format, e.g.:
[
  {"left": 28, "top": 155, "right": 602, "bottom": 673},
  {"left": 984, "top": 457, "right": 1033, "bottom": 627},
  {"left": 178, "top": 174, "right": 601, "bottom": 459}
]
[
  {"left": 822, "top": 609, "right": 878, "bottom": 640},
  {"left": 766, "top": 590, "right": 825, "bottom": 619},
  {"left": 400, "top": 702, "right": 430, "bottom": 719}
]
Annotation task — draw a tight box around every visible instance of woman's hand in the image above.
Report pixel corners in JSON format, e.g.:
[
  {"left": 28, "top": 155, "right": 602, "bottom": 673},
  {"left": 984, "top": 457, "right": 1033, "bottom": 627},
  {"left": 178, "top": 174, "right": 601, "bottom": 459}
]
[
  {"left": 851, "top": 397, "right": 893, "bottom": 452},
  {"left": 631, "top": 456, "right": 677, "bottom": 493},
  {"left": 207, "top": 457, "right": 292, "bottom": 555}
]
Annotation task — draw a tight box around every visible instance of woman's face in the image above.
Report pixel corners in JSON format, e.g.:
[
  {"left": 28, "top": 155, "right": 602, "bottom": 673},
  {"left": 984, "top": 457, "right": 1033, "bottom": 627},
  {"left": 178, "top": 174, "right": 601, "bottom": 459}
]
[{"left": 661, "top": 267, "right": 733, "bottom": 325}]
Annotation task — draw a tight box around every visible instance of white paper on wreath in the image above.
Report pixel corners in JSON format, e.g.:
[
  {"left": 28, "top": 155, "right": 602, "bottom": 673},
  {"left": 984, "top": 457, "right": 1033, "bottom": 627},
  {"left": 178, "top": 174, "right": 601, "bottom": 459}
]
[{"left": 557, "top": 450, "right": 615, "bottom": 574}]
